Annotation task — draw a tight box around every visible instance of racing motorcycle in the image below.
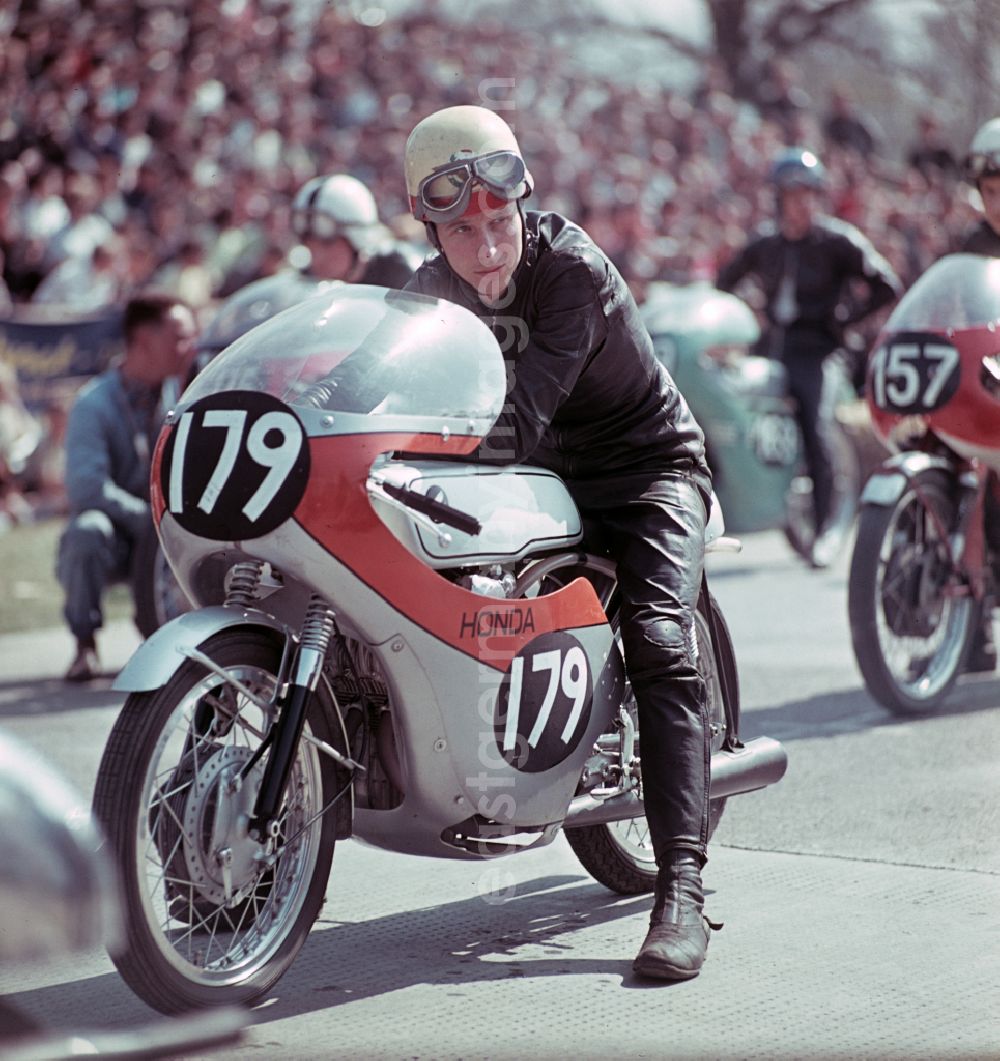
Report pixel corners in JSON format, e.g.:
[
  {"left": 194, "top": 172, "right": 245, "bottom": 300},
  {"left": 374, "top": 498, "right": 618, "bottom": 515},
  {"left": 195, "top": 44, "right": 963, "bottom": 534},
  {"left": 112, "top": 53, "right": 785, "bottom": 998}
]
[
  {"left": 848, "top": 254, "right": 1000, "bottom": 714},
  {"left": 93, "top": 285, "right": 788, "bottom": 1014},
  {"left": 131, "top": 275, "right": 347, "bottom": 639}
]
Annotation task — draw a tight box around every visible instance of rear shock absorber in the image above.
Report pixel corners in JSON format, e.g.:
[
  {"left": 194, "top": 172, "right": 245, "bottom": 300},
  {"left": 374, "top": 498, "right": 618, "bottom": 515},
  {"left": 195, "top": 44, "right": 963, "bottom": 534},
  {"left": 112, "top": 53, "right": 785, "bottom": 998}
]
[{"left": 250, "top": 595, "right": 336, "bottom": 837}]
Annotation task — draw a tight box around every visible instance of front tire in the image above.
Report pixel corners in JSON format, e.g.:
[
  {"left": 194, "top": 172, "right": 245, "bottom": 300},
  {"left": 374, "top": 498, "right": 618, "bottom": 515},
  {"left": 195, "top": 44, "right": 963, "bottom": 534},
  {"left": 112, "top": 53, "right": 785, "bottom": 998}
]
[
  {"left": 848, "top": 472, "right": 978, "bottom": 714},
  {"left": 93, "top": 629, "right": 340, "bottom": 1013},
  {"left": 566, "top": 592, "right": 737, "bottom": 894}
]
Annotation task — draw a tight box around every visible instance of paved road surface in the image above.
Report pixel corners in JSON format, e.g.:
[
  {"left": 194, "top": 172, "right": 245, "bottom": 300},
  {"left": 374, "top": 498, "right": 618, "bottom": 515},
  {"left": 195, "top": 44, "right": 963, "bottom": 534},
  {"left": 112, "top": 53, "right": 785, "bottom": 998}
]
[{"left": 1, "top": 531, "right": 997, "bottom": 1059}]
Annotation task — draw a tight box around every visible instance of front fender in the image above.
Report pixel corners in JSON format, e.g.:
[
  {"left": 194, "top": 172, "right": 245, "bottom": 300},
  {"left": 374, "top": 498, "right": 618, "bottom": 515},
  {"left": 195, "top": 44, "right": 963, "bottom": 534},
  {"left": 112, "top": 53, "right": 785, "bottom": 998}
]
[
  {"left": 860, "top": 452, "right": 954, "bottom": 507},
  {"left": 113, "top": 606, "right": 291, "bottom": 692}
]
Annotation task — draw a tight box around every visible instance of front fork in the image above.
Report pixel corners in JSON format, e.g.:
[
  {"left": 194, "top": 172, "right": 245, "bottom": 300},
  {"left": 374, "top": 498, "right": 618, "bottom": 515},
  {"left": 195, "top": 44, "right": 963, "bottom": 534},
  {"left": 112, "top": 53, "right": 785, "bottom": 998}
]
[
  {"left": 953, "top": 471, "right": 990, "bottom": 601},
  {"left": 907, "top": 465, "right": 989, "bottom": 601},
  {"left": 249, "top": 596, "right": 336, "bottom": 839}
]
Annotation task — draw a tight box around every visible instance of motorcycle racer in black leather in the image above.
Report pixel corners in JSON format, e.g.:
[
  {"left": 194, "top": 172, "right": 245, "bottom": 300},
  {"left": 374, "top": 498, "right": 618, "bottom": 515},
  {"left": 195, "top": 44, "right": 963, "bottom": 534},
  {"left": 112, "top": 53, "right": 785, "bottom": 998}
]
[
  {"left": 194, "top": 173, "right": 418, "bottom": 371},
  {"left": 717, "top": 147, "right": 902, "bottom": 568},
  {"left": 403, "top": 104, "right": 716, "bottom": 981}
]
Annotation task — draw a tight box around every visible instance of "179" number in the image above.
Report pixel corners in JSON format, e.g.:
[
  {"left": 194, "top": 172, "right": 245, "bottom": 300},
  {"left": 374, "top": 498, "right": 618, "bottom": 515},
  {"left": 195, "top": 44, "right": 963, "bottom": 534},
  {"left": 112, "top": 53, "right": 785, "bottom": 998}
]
[{"left": 169, "top": 408, "right": 304, "bottom": 522}]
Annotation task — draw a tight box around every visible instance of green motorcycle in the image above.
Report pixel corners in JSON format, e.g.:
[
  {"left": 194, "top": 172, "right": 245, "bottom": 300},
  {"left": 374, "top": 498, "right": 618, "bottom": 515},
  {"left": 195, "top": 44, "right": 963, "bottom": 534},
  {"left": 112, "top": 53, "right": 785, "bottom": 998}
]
[{"left": 641, "top": 283, "right": 860, "bottom": 562}]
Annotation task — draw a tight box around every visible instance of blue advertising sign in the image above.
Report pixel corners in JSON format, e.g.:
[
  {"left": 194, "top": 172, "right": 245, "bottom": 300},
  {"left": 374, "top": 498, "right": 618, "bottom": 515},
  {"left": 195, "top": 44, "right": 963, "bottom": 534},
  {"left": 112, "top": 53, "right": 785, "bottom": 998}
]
[{"left": 0, "top": 310, "right": 124, "bottom": 407}]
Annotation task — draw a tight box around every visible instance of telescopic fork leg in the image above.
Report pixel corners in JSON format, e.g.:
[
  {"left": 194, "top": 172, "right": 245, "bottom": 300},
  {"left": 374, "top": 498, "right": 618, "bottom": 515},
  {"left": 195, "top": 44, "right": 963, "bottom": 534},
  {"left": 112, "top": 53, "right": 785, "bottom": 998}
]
[{"left": 250, "top": 596, "right": 336, "bottom": 838}]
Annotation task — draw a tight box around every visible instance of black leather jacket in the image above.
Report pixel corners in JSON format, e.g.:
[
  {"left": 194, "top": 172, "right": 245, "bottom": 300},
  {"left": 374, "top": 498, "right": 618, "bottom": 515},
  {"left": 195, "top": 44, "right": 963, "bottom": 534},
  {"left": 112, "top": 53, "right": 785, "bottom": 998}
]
[
  {"left": 405, "top": 210, "right": 707, "bottom": 480},
  {"left": 717, "top": 215, "right": 901, "bottom": 358},
  {"left": 960, "top": 220, "right": 1000, "bottom": 256}
]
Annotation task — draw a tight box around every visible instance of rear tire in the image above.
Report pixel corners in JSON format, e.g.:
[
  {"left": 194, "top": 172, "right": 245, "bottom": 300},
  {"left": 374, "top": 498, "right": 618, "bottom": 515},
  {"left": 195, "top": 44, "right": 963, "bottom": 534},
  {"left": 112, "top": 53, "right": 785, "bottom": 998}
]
[
  {"left": 848, "top": 472, "right": 978, "bottom": 714},
  {"left": 566, "top": 592, "right": 737, "bottom": 894}
]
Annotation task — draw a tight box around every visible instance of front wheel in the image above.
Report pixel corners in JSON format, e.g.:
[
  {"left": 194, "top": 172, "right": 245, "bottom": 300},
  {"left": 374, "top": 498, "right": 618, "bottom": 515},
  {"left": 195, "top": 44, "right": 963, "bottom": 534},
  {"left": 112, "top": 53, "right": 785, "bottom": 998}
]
[
  {"left": 566, "top": 591, "right": 738, "bottom": 895},
  {"left": 848, "top": 472, "right": 978, "bottom": 714},
  {"left": 93, "top": 629, "right": 341, "bottom": 1013}
]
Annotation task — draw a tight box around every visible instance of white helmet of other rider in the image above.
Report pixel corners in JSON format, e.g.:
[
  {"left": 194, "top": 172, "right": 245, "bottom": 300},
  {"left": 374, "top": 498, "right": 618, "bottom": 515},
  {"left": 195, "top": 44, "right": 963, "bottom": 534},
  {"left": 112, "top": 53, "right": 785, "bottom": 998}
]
[
  {"left": 965, "top": 117, "right": 1000, "bottom": 186},
  {"left": 291, "top": 174, "right": 381, "bottom": 255}
]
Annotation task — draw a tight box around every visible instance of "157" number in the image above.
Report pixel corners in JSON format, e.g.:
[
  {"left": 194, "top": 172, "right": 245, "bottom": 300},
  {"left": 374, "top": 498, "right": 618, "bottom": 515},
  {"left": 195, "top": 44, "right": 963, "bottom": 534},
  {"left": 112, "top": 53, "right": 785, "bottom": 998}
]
[{"left": 870, "top": 340, "right": 959, "bottom": 412}]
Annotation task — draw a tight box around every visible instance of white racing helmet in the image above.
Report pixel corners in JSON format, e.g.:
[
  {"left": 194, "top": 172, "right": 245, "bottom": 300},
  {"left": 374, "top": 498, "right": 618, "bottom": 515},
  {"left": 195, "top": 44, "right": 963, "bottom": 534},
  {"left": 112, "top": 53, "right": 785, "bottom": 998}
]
[
  {"left": 291, "top": 174, "right": 381, "bottom": 254},
  {"left": 404, "top": 105, "right": 532, "bottom": 223},
  {"left": 965, "top": 118, "right": 1000, "bottom": 185}
]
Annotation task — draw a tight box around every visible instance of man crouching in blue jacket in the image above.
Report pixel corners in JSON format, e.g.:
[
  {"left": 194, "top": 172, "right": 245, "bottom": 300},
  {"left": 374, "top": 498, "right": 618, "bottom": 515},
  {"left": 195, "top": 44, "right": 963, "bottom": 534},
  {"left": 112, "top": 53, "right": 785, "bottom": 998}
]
[{"left": 58, "top": 293, "right": 195, "bottom": 681}]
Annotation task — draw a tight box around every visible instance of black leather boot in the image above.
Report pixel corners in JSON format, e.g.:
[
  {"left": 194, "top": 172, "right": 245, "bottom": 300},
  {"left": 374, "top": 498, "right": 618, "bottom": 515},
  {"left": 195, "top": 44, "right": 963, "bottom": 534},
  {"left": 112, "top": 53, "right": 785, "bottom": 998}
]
[
  {"left": 966, "top": 607, "right": 997, "bottom": 674},
  {"left": 633, "top": 850, "right": 710, "bottom": 980}
]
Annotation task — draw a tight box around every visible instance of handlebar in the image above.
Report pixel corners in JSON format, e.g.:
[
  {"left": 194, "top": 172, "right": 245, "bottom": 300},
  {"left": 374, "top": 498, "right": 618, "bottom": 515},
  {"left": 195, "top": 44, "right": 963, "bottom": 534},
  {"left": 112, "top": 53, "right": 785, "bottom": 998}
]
[{"left": 378, "top": 481, "right": 482, "bottom": 536}]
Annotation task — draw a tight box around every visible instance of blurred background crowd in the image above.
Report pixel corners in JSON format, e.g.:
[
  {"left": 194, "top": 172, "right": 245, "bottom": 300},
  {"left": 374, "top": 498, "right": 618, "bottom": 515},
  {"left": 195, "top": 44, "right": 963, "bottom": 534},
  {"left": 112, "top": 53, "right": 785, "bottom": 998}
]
[
  {"left": 0, "top": 0, "right": 988, "bottom": 525},
  {"left": 0, "top": 0, "right": 982, "bottom": 317}
]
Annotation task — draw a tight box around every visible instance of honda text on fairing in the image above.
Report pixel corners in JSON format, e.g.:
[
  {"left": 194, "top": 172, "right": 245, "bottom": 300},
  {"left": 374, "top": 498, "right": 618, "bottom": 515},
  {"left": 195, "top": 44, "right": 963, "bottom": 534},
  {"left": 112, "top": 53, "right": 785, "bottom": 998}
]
[{"left": 93, "top": 285, "right": 787, "bottom": 1012}]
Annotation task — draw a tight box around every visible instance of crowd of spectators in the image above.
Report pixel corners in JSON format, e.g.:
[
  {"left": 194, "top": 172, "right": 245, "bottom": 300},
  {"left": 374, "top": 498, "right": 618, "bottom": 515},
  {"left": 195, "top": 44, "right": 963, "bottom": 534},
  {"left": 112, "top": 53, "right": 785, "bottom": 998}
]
[{"left": 0, "top": 1, "right": 983, "bottom": 315}]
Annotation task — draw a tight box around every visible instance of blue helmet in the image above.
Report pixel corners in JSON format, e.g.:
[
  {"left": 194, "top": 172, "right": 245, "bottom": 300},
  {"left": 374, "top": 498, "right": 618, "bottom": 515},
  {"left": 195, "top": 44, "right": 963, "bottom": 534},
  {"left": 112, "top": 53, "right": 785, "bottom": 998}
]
[{"left": 769, "top": 147, "right": 826, "bottom": 190}]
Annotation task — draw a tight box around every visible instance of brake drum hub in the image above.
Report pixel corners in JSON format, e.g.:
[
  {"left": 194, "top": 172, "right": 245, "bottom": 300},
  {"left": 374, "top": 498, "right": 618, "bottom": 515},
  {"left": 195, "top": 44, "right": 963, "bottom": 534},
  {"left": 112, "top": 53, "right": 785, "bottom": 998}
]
[{"left": 183, "top": 745, "right": 265, "bottom": 904}]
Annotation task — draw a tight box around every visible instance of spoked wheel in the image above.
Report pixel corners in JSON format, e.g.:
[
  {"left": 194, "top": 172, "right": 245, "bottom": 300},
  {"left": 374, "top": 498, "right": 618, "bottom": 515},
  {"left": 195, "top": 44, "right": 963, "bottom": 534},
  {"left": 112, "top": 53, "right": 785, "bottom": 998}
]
[
  {"left": 93, "top": 629, "right": 340, "bottom": 1013},
  {"left": 565, "top": 589, "right": 736, "bottom": 895},
  {"left": 784, "top": 419, "right": 860, "bottom": 566},
  {"left": 132, "top": 525, "right": 191, "bottom": 639},
  {"left": 848, "top": 472, "right": 978, "bottom": 714}
]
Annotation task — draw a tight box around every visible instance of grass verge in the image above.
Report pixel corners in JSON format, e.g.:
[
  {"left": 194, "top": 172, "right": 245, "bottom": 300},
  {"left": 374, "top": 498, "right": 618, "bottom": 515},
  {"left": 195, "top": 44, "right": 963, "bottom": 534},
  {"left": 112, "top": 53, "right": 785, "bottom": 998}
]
[{"left": 0, "top": 517, "right": 132, "bottom": 636}]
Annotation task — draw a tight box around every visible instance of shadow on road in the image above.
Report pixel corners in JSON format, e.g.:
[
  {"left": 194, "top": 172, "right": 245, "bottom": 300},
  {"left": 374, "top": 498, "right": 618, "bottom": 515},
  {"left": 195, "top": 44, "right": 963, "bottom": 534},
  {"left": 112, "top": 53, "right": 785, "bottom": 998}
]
[
  {"left": 0, "top": 675, "right": 124, "bottom": 719},
  {"left": 0, "top": 871, "right": 686, "bottom": 1037},
  {"left": 740, "top": 674, "right": 1000, "bottom": 743}
]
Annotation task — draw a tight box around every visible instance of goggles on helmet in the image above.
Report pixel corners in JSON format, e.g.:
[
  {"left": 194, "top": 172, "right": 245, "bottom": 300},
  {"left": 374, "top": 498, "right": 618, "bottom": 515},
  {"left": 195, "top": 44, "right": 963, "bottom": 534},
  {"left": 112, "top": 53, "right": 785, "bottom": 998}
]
[
  {"left": 415, "top": 150, "right": 526, "bottom": 223},
  {"left": 966, "top": 150, "right": 1000, "bottom": 182},
  {"left": 293, "top": 210, "right": 344, "bottom": 241}
]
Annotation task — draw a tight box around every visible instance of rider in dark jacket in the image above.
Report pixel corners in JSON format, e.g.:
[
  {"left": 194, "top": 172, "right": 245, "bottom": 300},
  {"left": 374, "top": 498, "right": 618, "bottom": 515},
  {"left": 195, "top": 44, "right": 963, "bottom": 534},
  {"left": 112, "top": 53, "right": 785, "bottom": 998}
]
[
  {"left": 405, "top": 211, "right": 705, "bottom": 478},
  {"left": 402, "top": 105, "right": 715, "bottom": 981},
  {"left": 717, "top": 148, "right": 902, "bottom": 567},
  {"left": 961, "top": 219, "right": 1000, "bottom": 256}
]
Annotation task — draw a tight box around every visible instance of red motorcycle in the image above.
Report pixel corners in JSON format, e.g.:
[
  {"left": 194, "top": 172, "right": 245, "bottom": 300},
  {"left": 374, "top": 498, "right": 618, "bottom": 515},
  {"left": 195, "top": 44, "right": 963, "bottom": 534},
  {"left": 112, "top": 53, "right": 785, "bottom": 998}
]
[
  {"left": 92, "top": 285, "right": 787, "bottom": 1012},
  {"left": 848, "top": 254, "right": 1000, "bottom": 714}
]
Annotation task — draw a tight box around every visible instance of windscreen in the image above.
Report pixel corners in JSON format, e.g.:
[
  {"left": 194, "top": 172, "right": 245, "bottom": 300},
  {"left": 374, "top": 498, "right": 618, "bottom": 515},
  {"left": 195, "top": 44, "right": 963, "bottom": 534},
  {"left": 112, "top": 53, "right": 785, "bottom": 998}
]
[
  {"left": 181, "top": 285, "right": 507, "bottom": 427},
  {"left": 196, "top": 272, "right": 331, "bottom": 354},
  {"left": 885, "top": 254, "right": 1000, "bottom": 332}
]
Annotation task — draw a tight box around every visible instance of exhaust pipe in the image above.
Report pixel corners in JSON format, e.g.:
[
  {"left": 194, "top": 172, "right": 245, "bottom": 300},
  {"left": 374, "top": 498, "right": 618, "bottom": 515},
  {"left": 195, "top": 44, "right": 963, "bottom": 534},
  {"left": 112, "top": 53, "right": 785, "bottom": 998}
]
[
  {"left": 708, "top": 736, "right": 788, "bottom": 798},
  {"left": 564, "top": 736, "right": 787, "bottom": 828}
]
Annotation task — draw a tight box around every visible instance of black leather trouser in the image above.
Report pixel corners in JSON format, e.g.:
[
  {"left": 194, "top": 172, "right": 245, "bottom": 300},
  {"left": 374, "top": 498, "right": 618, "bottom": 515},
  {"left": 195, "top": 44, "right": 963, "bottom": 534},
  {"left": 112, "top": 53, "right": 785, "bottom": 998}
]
[
  {"left": 783, "top": 352, "right": 840, "bottom": 533},
  {"left": 570, "top": 468, "right": 712, "bottom": 865}
]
